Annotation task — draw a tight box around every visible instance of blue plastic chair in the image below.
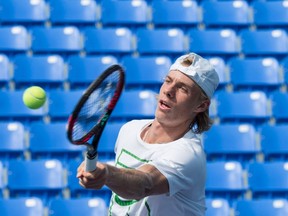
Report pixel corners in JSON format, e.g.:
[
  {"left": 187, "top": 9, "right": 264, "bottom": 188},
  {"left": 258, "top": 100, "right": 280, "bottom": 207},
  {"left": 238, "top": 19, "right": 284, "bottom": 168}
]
[
  {"left": 48, "top": 198, "right": 107, "bottom": 216},
  {"left": 203, "top": 123, "right": 258, "bottom": 164},
  {"left": 235, "top": 199, "right": 288, "bottom": 216},
  {"left": 31, "top": 26, "right": 82, "bottom": 54},
  {"left": 252, "top": 1, "right": 288, "bottom": 27},
  {"left": 0, "top": 122, "right": 25, "bottom": 162},
  {"left": 206, "top": 198, "right": 230, "bottom": 216},
  {"left": 0, "top": 0, "right": 47, "bottom": 24},
  {"left": 151, "top": 0, "right": 199, "bottom": 27},
  {"left": 202, "top": 1, "right": 251, "bottom": 27},
  {"left": 0, "top": 26, "right": 30, "bottom": 53},
  {"left": 248, "top": 162, "right": 288, "bottom": 198},
  {"left": 13, "top": 54, "right": 65, "bottom": 89},
  {"left": 111, "top": 90, "right": 157, "bottom": 121},
  {"left": 206, "top": 161, "right": 246, "bottom": 200},
  {"left": 49, "top": 0, "right": 98, "bottom": 25},
  {"left": 270, "top": 91, "right": 288, "bottom": 122},
  {"left": 0, "top": 197, "right": 44, "bottom": 216},
  {"left": 98, "top": 121, "right": 125, "bottom": 160},
  {"left": 7, "top": 159, "right": 66, "bottom": 203},
  {"left": 67, "top": 55, "right": 118, "bottom": 88},
  {"left": 101, "top": 0, "right": 148, "bottom": 27},
  {"left": 48, "top": 89, "right": 83, "bottom": 120},
  {"left": 216, "top": 91, "right": 270, "bottom": 123},
  {"left": 188, "top": 29, "right": 239, "bottom": 55},
  {"left": 228, "top": 57, "right": 282, "bottom": 91},
  {"left": 0, "top": 90, "right": 46, "bottom": 121},
  {"left": 281, "top": 56, "right": 288, "bottom": 86},
  {"left": 136, "top": 28, "right": 186, "bottom": 55},
  {"left": 260, "top": 124, "right": 288, "bottom": 161},
  {"left": 240, "top": 29, "right": 288, "bottom": 55},
  {"left": 83, "top": 27, "right": 133, "bottom": 54},
  {"left": 0, "top": 54, "right": 10, "bottom": 88},
  {"left": 121, "top": 55, "right": 171, "bottom": 90},
  {"left": 29, "top": 122, "right": 85, "bottom": 164}
]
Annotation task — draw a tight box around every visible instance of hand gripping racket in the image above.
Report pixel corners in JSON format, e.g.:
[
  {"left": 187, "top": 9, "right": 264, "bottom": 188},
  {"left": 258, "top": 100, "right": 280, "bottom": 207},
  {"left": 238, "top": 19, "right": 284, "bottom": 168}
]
[{"left": 67, "top": 64, "right": 125, "bottom": 171}]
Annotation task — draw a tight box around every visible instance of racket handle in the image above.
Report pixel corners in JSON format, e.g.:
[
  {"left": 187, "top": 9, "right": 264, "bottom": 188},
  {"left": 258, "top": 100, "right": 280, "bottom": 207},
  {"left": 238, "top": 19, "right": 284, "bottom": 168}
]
[{"left": 85, "top": 152, "right": 98, "bottom": 172}]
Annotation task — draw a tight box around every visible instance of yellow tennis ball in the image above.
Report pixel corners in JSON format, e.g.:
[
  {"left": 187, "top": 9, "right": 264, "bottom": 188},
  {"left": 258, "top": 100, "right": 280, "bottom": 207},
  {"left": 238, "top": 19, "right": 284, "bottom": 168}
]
[{"left": 22, "top": 86, "right": 46, "bottom": 109}]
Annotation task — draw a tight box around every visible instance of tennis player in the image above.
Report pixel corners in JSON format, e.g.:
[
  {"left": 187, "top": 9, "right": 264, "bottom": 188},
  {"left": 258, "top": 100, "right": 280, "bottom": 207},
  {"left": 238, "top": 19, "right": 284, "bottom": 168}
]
[{"left": 77, "top": 52, "right": 219, "bottom": 216}]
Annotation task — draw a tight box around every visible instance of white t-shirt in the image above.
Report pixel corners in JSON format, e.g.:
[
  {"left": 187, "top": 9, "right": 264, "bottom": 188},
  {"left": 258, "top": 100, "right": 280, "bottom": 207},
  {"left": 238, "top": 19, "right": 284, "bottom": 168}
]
[{"left": 108, "top": 120, "right": 206, "bottom": 216}]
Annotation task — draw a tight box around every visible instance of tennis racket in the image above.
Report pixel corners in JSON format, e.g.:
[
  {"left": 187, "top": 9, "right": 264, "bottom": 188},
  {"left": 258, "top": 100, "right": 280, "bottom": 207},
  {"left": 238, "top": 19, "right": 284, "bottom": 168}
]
[{"left": 67, "top": 64, "right": 125, "bottom": 171}]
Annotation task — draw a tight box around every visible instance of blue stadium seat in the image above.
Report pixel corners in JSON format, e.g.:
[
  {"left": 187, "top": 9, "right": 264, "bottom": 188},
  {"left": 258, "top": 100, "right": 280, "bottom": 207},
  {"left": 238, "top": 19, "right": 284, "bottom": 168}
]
[
  {"left": 136, "top": 28, "right": 186, "bottom": 55},
  {"left": 48, "top": 198, "right": 107, "bottom": 216},
  {"left": 228, "top": 57, "right": 282, "bottom": 91},
  {"left": 235, "top": 199, "right": 288, "bottom": 216},
  {"left": 67, "top": 55, "right": 118, "bottom": 88},
  {"left": 270, "top": 91, "right": 288, "bottom": 122},
  {"left": 7, "top": 159, "right": 66, "bottom": 203},
  {"left": 215, "top": 91, "right": 270, "bottom": 123},
  {"left": 0, "top": 122, "right": 25, "bottom": 162},
  {"left": 101, "top": 0, "right": 148, "bottom": 27},
  {"left": 0, "top": 90, "right": 46, "bottom": 121},
  {"left": 206, "top": 161, "right": 246, "bottom": 200},
  {"left": 67, "top": 160, "right": 112, "bottom": 204},
  {"left": 248, "top": 162, "right": 288, "bottom": 198},
  {"left": 48, "top": 89, "right": 83, "bottom": 120},
  {"left": 29, "top": 122, "right": 85, "bottom": 164},
  {"left": 281, "top": 56, "right": 288, "bottom": 85},
  {"left": 260, "top": 124, "right": 288, "bottom": 161},
  {"left": 206, "top": 198, "right": 230, "bottom": 216},
  {"left": 188, "top": 29, "right": 239, "bottom": 55},
  {"left": 13, "top": 54, "right": 65, "bottom": 89},
  {"left": 111, "top": 90, "right": 157, "bottom": 121},
  {"left": 201, "top": 1, "right": 251, "bottom": 27},
  {"left": 0, "top": 0, "right": 47, "bottom": 24},
  {"left": 0, "top": 26, "right": 30, "bottom": 53},
  {"left": 121, "top": 55, "right": 171, "bottom": 90},
  {"left": 240, "top": 29, "right": 288, "bottom": 55},
  {"left": 203, "top": 123, "right": 258, "bottom": 164},
  {"left": 98, "top": 121, "right": 125, "bottom": 160},
  {"left": 83, "top": 27, "right": 133, "bottom": 54},
  {"left": 252, "top": 1, "right": 288, "bottom": 27},
  {"left": 49, "top": 0, "right": 98, "bottom": 25},
  {"left": 151, "top": 0, "right": 199, "bottom": 27},
  {"left": 207, "top": 57, "right": 229, "bottom": 88},
  {"left": 0, "top": 54, "right": 10, "bottom": 88},
  {"left": 0, "top": 197, "right": 44, "bottom": 216},
  {"left": 31, "top": 26, "right": 82, "bottom": 54}
]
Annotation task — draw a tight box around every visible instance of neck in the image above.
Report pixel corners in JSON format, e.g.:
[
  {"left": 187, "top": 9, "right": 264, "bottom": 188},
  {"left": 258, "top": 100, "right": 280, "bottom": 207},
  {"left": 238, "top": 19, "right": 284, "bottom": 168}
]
[{"left": 142, "top": 121, "right": 190, "bottom": 144}]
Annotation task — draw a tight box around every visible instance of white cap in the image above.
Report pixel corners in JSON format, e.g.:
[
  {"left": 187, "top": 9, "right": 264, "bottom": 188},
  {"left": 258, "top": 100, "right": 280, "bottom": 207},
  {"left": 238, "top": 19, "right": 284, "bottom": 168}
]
[{"left": 170, "top": 53, "right": 219, "bottom": 98}]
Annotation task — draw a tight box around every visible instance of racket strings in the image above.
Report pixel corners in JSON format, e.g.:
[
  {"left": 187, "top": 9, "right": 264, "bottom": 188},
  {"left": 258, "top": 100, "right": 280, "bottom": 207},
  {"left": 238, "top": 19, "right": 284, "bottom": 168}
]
[{"left": 72, "top": 72, "right": 120, "bottom": 141}]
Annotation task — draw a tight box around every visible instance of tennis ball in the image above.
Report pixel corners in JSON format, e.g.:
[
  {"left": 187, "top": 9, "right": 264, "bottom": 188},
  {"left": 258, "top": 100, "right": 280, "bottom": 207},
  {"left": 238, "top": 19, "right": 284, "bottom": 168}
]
[{"left": 22, "top": 86, "right": 46, "bottom": 109}]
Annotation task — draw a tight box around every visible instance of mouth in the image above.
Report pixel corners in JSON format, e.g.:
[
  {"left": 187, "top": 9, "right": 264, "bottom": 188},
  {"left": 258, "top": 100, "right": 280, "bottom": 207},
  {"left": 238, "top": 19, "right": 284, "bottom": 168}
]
[{"left": 159, "top": 99, "right": 171, "bottom": 109}]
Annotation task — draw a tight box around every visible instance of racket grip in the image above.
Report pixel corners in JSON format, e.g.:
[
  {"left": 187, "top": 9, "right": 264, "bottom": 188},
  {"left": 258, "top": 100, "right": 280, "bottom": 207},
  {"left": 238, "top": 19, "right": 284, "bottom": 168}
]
[{"left": 85, "top": 153, "right": 98, "bottom": 172}]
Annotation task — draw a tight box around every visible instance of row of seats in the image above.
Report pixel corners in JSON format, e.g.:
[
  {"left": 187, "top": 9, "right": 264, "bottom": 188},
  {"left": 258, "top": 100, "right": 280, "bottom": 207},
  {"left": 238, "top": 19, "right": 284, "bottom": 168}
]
[
  {"left": 1, "top": 160, "right": 288, "bottom": 205},
  {"left": 0, "top": 89, "right": 287, "bottom": 123},
  {"left": 0, "top": 0, "right": 288, "bottom": 28},
  {"left": 0, "top": 197, "right": 107, "bottom": 216},
  {"left": 1, "top": 26, "right": 288, "bottom": 56},
  {"left": 1, "top": 54, "right": 288, "bottom": 91},
  {"left": 1, "top": 121, "right": 287, "bottom": 164}
]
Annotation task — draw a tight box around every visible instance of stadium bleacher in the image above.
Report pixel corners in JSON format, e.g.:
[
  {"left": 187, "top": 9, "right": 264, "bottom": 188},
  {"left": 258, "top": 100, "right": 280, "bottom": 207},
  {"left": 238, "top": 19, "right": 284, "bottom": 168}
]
[{"left": 0, "top": 0, "right": 288, "bottom": 215}]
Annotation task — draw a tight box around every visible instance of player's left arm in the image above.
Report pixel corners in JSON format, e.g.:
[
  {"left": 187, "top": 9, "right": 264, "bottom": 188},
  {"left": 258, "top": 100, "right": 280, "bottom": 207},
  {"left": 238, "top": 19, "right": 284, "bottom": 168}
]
[{"left": 77, "top": 162, "right": 169, "bottom": 200}]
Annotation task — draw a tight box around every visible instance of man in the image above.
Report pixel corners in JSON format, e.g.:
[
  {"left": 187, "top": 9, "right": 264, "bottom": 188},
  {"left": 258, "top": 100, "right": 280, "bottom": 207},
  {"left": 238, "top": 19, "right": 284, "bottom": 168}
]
[{"left": 77, "top": 53, "right": 219, "bottom": 216}]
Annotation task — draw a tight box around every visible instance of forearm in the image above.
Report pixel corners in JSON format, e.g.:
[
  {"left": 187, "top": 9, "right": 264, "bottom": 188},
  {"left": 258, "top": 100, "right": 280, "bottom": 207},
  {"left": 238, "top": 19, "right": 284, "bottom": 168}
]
[{"left": 105, "top": 164, "right": 154, "bottom": 200}]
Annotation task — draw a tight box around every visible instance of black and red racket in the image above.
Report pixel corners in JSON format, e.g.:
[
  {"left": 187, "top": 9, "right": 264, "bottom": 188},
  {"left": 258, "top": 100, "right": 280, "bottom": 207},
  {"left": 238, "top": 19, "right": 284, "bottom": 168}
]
[{"left": 67, "top": 64, "right": 125, "bottom": 171}]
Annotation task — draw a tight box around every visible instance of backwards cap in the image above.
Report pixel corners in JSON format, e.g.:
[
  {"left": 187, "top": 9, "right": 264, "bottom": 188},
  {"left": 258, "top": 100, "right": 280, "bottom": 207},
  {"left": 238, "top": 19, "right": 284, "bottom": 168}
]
[{"left": 169, "top": 53, "right": 219, "bottom": 98}]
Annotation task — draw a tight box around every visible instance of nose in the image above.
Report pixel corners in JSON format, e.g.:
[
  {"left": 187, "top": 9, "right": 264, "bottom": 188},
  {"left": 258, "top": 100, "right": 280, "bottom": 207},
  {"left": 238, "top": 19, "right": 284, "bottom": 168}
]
[{"left": 163, "top": 83, "right": 176, "bottom": 99}]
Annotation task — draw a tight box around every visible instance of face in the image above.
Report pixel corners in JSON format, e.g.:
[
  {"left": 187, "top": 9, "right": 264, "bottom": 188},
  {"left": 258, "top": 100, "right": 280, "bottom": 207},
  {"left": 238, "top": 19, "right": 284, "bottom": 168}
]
[{"left": 155, "top": 70, "right": 209, "bottom": 128}]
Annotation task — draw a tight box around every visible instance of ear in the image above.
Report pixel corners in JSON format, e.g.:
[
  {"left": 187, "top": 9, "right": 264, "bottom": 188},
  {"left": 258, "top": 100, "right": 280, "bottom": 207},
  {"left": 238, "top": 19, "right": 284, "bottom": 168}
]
[{"left": 194, "top": 99, "right": 210, "bottom": 113}]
